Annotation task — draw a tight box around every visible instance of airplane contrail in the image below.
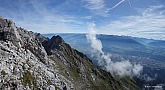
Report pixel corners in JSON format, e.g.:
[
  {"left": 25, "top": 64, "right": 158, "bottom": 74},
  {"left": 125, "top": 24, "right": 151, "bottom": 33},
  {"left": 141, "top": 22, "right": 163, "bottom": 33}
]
[
  {"left": 109, "top": 0, "right": 125, "bottom": 11},
  {"left": 128, "top": 0, "right": 132, "bottom": 7}
]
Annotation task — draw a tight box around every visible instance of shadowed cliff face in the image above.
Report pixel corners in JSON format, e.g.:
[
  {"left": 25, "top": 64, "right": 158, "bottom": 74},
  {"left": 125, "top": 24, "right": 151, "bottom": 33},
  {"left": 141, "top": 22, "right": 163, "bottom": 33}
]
[
  {"left": 42, "top": 35, "right": 66, "bottom": 55},
  {"left": 0, "top": 17, "right": 140, "bottom": 90}
]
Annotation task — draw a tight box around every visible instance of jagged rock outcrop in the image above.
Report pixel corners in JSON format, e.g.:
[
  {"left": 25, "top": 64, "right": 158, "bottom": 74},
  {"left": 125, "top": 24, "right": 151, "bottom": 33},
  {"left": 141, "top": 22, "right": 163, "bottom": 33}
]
[
  {"left": 0, "top": 17, "right": 73, "bottom": 90},
  {"left": 42, "top": 35, "right": 66, "bottom": 55},
  {"left": 0, "top": 17, "right": 47, "bottom": 64},
  {"left": 0, "top": 17, "right": 140, "bottom": 90}
]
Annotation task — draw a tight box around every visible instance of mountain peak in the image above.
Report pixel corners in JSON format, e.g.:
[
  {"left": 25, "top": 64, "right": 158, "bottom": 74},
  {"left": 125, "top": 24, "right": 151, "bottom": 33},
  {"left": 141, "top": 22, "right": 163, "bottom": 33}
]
[
  {"left": 51, "top": 35, "right": 65, "bottom": 44},
  {"left": 41, "top": 35, "right": 66, "bottom": 55}
]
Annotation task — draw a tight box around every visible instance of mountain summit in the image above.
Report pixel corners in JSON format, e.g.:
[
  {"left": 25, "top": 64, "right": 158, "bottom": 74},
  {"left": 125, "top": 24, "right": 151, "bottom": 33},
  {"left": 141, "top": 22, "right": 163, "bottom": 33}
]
[{"left": 0, "top": 17, "right": 139, "bottom": 90}]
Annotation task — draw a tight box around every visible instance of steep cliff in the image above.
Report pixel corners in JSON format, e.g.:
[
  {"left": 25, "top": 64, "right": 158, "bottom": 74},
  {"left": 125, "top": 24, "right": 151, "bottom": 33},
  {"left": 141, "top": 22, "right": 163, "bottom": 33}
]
[{"left": 0, "top": 17, "right": 139, "bottom": 90}]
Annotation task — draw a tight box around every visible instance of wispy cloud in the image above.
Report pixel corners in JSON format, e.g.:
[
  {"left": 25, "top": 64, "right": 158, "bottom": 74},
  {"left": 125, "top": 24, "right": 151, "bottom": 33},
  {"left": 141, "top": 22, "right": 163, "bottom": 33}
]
[
  {"left": 0, "top": 0, "right": 86, "bottom": 33},
  {"left": 82, "top": 0, "right": 128, "bottom": 16},
  {"left": 0, "top": 0, "right": 164, "bottom": 40},
  {"left": 82, "top": 0, "right": 109, "bottom": 16},
  {"left": 99, "top": 5, "right": 165, "bottom": 40},
  {"left": 82, "top": 0, "right": 105, "bottom": 10},
  {"left": 82, "top": 16, "right": 93, "bottom": 19}
]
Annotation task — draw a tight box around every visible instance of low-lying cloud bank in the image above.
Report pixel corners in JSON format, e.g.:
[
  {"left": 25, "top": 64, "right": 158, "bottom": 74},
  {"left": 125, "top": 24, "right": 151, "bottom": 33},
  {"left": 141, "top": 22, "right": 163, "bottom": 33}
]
[{"left": 86, "top": 22, "right": 143, "bottom": 76}]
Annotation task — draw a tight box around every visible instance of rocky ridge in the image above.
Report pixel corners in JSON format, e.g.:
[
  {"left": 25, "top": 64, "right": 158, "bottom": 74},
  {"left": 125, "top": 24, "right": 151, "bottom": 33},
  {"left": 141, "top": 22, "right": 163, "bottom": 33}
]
[{"left": 0, "top": 17, "right": 139, "bottom": 90}]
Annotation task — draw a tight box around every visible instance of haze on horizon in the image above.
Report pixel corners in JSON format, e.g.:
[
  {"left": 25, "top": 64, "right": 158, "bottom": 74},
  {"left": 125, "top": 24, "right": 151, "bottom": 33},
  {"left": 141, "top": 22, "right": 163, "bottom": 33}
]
[{"left": 0, "top": 0, "right": 165, "bottom": 40}]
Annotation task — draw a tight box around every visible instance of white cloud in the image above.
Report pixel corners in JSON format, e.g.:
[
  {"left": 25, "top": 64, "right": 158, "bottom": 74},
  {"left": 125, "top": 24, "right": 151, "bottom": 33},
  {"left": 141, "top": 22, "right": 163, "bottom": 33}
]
[
  {"left": 86, "top": 22, "right": 143, "bottom": 76},
  {"left": 82, "top": 0, "right": 105, "bottom": 10},
  {"left": 82, "top": 0, "right": 109, "bottom": 16},
  {"left": 133, "top": 64, "right": 143, "bottom": 76},
  {"left": 0, "top": 0, "right": 86, "bottom": 34},
  {"left": 99, "top": 5, "right": 165, "bottom": 40},
  {"left": 86, "top": 22, "right": 103, "bottom": 53},
  {"left": 83, "top": 16, "right": 93, "bottom": 19},
  {"left": 82, "top": 0, "right": 127, "bottom": 17}
]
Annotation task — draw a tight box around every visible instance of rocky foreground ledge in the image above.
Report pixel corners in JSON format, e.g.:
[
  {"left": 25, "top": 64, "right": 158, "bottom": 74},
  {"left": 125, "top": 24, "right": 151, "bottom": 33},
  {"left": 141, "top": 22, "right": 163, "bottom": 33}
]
[{"left": 0, "top": 17, "right": 139, "bottom": 90}]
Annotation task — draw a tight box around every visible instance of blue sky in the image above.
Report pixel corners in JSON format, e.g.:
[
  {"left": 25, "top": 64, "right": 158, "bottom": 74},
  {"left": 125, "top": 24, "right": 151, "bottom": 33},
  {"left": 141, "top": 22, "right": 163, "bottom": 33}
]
[{"left": 0, "top": 0, "right": 165, "bottom": 40}]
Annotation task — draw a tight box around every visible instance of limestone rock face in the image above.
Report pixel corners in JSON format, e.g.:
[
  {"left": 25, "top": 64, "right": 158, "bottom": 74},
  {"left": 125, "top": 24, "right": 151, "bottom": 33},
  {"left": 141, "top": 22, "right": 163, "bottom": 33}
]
[
  {"left": 0, "top": 18, "right": 48, "bottom": 64},
  {"left": 0, "top": 18, "right": 73, "bottom": 90},
  {"left": 0, "top": 17, "right": 140, "bottom": 90}
]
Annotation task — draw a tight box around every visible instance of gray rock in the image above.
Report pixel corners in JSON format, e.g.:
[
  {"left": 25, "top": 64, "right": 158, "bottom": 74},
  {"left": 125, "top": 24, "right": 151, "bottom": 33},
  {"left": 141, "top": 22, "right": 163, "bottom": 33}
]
[{"left": 46, "top": 85, "right": 55, "bottom": 90}]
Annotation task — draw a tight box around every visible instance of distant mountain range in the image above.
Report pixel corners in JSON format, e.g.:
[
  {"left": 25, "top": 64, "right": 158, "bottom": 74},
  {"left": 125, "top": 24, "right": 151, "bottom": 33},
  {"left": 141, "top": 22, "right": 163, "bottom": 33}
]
[
  {"left": 43, "top": 33, "right": 165, "bottom": 89},
  {"left": 43, "top": 33, "right": 165, "bottom": 61}
]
